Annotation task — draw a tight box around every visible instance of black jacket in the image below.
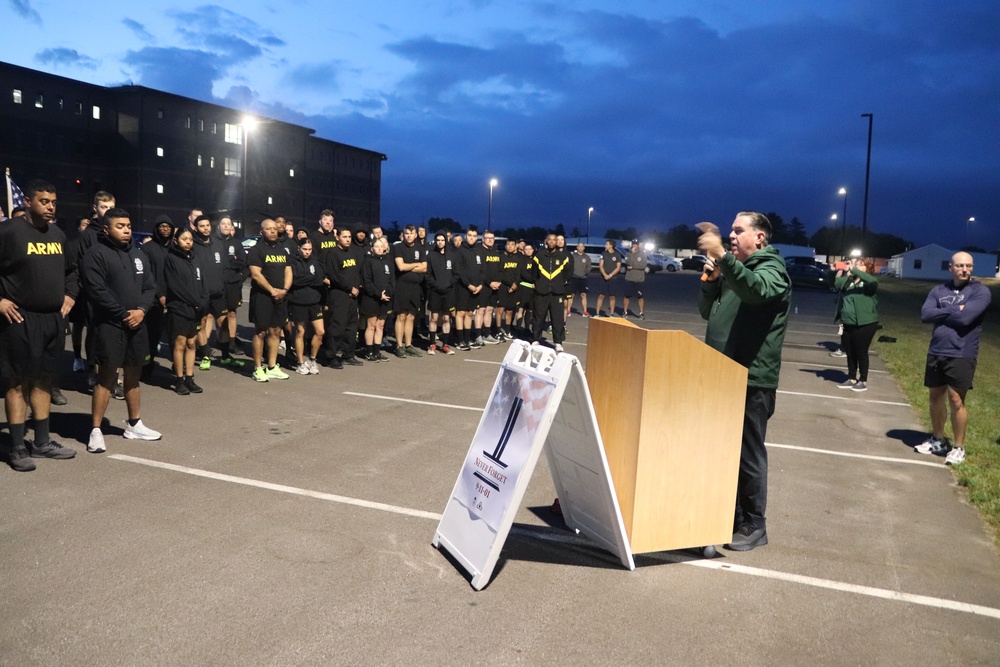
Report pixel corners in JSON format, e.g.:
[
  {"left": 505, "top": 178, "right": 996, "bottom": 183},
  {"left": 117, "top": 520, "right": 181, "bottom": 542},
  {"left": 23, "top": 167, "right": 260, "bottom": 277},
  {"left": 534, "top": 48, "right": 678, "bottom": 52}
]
[
  {"left": 532, "top": 248, "right": 570, "bottom": 295},
  {"left": 456, "top": 242, "right": 485, "bottom": 288},
  {"left": 426, "top": 247, "right": 457, "bottom": 294},
  {"left": 191, "top": 233, "right": 225, "bottom": 296},
  {"left": 80, "top": 234, "right": 156, "bottom": 327},
  {"left": 363, "top": 253, "right": 395, "bottom": 300},
  {"left": 288, "top": 254, "right": 324, "bottom": 306},
  {"left": 325, "top": 245, "right": 363, "bottom": 295},
  {"left": 164, "top": 244, "right": 209, "bottom": 320},
  {"left": 214, "top": 231, "right": 248, "bottom": 285}
]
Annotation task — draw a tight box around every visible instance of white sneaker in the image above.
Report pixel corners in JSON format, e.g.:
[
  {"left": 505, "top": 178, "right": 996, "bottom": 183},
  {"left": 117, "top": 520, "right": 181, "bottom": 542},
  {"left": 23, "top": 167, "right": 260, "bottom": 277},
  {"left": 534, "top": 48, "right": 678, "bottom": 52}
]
[
  {"left": 945, "top": 447, "right": 966, "bottom": 465},
  {"left": 308, "top": 358, "right": 320, "bottom": 375},
  {"left": 123, "top": 419, "right": 162, "bottom": 441},
  {"left": 87, "top": 428, "right": 106, "bottom": 453},
  {"left": 555, "top": 344, "right": 564, "bottom": 353},
  {"left": 296, "top": 362, "right": 311, "bottom": 375},
  {"left": 914, "top": 436, "right": 950, "bottom": 456}
]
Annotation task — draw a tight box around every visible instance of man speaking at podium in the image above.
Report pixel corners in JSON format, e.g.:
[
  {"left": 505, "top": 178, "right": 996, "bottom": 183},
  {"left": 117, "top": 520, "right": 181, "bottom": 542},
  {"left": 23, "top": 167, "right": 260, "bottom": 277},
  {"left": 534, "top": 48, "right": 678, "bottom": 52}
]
[{"left": 697, "top": 213, "right": 790, "bottom": 551}]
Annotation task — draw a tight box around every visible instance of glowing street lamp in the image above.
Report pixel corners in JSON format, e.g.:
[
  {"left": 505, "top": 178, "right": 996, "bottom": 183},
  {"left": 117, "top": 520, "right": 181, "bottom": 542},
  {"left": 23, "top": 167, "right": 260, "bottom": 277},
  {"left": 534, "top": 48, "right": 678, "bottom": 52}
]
[
  {"left": 488, "top": 178, "right": 498, "bottom": 229},
  {"left": 838, "top": 187, "right": 848, "bottom": 258},
  {"left": 587, "top": 207, "right": 594, "bottom": 241}
]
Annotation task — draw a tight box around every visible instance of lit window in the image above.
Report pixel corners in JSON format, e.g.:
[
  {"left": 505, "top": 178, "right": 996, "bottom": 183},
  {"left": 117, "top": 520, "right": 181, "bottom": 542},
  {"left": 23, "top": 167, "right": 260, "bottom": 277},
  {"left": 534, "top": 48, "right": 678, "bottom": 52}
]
[
  {"left": 156, "top": 184, "right": 164, "bottom": 194},
  {"left": 211, "top": 122, "right": 217, "bottom": 134},
  {"left": 198, "top": 119, "right": 204, "bottom": 132},
  {"left": 156, "top": 147, "right": 164, "bottom": 157},
  {"left": 35, "top": 93, "right": 43, "bottom": 108},
  {"left": 224, "top": 157, "right": 242, "bottom": 177},
  {"left": 267, "top": 196, "right": 273, "bottom": 205},
  {"left": 157, "top": 109, "right": 164, "bottom": 119},
  {"left": 13, "top": 89, "right": 22, "bottom": 104},
  {"left": 57, "top": 96, "right": 64, "bottom": 111},
  {"left": 197, "top": 154, "right": 202, "bottom": 167},
  {"left": 210, "top": 156, "right": 215, "bottom": 169},
  {"left": 289, "top": 169, "right": 295, "bottom": 178},
  {"left": 92, "top": 105, "right": 100, "bottom": 120},
  {"left": 224, "top": 123, "right": 243, "bottom": 145},
  {"left": 185, "top": 116, "right": 191, "bottom": 129}
]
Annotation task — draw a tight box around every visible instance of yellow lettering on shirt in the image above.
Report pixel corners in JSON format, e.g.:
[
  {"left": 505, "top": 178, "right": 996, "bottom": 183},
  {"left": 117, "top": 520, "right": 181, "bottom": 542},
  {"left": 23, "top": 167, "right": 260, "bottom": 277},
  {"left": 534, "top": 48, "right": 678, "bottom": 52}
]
[
  {"left": 321, "top": 240, "right": 336, "bottom": 249},
  {"left": 264, "top": 255, "right": 287, "bottom": 263},
  {"left": 26, "top": 241, "right": 63, "bottom": 255},
  {"left": 341, "top": 258, "right": 357, "bottom": 268}
]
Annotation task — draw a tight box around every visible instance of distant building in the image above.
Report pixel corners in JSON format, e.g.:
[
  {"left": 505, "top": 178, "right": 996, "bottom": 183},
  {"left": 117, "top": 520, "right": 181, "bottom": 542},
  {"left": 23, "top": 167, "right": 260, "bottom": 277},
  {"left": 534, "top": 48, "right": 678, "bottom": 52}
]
[
  {"left": 0, "top": 62, "right": 385, "bottom": 234},
  {"left": 887, "top": 244, "right": 998, "bottom": 280}
]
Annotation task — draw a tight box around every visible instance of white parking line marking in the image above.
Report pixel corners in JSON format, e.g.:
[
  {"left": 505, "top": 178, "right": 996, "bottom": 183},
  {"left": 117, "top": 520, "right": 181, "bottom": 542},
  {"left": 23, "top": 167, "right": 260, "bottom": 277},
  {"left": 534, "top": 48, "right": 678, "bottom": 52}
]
[
  {"left": 342, "top": 391, "right": 484, "bottom": 412},
  {"left": 777, "top": 390, "right": 910, "bottom": 407},
  {"left": 111, "top": 455, "right": 1000, "bottom": 620},
  {"left": 792, "top": 361, "right": 888, "bottom": 374},
  {"left": 464, "top": 359, "right": 502, "bottom": 365},
  {"left": 767, "top": 442, "right": 944, "bottom": 468},
  {"left": 108, "top": 455, "right": 442, "bottom": 520}
]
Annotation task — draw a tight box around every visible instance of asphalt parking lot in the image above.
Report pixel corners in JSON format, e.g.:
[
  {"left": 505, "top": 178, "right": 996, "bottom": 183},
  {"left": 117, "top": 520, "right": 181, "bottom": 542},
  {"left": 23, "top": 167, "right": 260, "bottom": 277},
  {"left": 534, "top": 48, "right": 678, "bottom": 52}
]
[{"left": 2, "top": 272, "right": 998, "bottom": 666}]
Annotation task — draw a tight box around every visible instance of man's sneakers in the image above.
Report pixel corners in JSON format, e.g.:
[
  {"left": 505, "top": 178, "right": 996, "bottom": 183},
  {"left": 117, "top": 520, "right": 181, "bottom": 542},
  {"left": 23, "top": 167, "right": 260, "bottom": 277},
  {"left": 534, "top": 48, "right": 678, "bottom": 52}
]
[
  {"left": 441, "top": 344, "right": 455, "bottom": 355},
  {"left": 87, "top": 428, "right": 106, "bottom": 453},
  {"left": 219, "top": 356, "right": 246, "bottom": 369},
  {"left": 829, "top": 349, "right": 846, "bottom": 358},
  {"left": 174, "top": 378, "right": 191, "bottom": 394},
  {"left": 342, "top": 356, "right": 364, "bottom": 367},
  {"left": 296, "top": 362, "right": 312, "bottom": 375},
  {"left": 483, "top": 335, "right": 501, "bottom": 345},
  {"left": 404, "top": 345, "right": 423, "bottom": 357},
  {"left": 112, "top": 381, "right": 125, "bottom": 400},
  {"left": 184, "top": 376, "right": 203, "bottom": 393},
  {"left": 555, "top": 344, "right": 564, "bottom": 353},
  {"left": 837, "top": 379, "right": 857, "bottom": 389},
  {"left": 199, "top": 356, "right": 212, "bottom": 371},
  {"left": 915, "top": 436, "right": 951, "bottom": 456},
  {"left": 394, "top": 347, "right": 408, "bottom": 359},
  {"left": 457, "top": 342, "right": 472, "bottom": 352},
  {"left": 638, "top": 312, "right": 646, "bottom": 320},
  {"left": 851, "top": 381, "right": 868, "bottom": 392},
  {"left": 427, "top": 343, "right": 437, "bottom": 355},
  {"left": 29, "top": 439, "right": 76, "bottom": 460},
  {"left": 252, "top": 366, "right": 269, "bottom": 382},
  {"left": 123, "top": 419, "right": 162, "bottom": 441},
  {"left": 50, "top": 387, "right": 68, "bottom": 406},
  {"left": 582, "top": 311, "right": 591, "bottom": 318},
  {"left": 945, "top": 447, "right": 966, "bottom": 465},
  {"left": 8, "top": 442, "right": 37, "bottom": 471},
  {"left": 266, "top": 365, "right": 290, "bottom": 380},
  {"left": 726, "top": 523, "right": 768, "bottom": 551}
]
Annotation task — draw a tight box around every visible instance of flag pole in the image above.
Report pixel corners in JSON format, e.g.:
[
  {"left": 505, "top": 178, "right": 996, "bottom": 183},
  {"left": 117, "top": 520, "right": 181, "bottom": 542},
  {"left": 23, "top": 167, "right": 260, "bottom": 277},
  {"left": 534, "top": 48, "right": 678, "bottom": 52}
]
[{"left": 5, "top": 167, "right": 12, "bottom": 218}]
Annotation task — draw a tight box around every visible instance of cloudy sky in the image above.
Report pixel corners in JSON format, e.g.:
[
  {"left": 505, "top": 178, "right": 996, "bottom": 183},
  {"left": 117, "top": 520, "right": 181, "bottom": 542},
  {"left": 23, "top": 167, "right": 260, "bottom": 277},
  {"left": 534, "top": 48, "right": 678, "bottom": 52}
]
[{"left": 3, "top": 0, "right": 998, "bottom": 248}]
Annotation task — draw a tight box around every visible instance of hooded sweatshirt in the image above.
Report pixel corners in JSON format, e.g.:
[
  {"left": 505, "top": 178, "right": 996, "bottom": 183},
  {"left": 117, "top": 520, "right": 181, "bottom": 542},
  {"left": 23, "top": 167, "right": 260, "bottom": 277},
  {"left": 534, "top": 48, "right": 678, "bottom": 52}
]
[
  {"left": 80, "top": 231, "right": 156, "bottom": 327},
  {"left": 141, "top": 218, "right": 174, "bottom": 301},
  {"left": 191, "top": 230, "right": 225, "bottom": 297},
  {"left": 164, "top": 242, "right": 209, "bottom": 321},
  {"left": 214, "top": 229, "right": 248, "bottom": 286}
]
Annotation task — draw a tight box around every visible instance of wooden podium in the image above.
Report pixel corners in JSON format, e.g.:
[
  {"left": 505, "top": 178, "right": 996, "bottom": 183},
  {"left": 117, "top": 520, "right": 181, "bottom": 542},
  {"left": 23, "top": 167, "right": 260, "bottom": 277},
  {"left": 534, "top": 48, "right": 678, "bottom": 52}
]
[{"left": 585, "top": 317, "right": 747, "bottom": 553}]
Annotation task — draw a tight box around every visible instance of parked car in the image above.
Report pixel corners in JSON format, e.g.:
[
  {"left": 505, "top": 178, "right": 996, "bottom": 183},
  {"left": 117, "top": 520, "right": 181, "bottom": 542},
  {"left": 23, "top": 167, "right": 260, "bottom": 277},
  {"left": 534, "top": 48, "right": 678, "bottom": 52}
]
[
  {"left": 787, "top": 264, "right": 832, "bottom": 290},
  {"left": 681, "top": 255, "right": 708, "bottom": 271},
  {"left": 241, "top": 235, "right": 260, "bottom": 251},
  {"left": 649, "top": 252, "right": 681, "bottom": 272}
]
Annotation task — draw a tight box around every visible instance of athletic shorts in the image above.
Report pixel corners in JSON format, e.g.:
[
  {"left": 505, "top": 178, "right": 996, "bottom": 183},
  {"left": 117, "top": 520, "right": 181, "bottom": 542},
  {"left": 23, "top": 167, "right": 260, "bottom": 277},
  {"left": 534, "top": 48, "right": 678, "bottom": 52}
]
[
  {"left": 924, "top": 354, "right": 977, "bottom": 392},
  {"left": 393, "top": 281, "right": 423, "bottom": 315},
  {"left": 454, "top": 285, "right": 477, "bottom": 312},
  {"left": 289, "top": 302, "right": 323, "bottom": 324},
  {"left": 94, "top": 321, "right": 150, "bottom": 368},
  {"left": 598, "top": 278, "right": 621, "bottom": 297},
  {"left": 68, "top": 293, "right": 88, "bottom": 324},
  {"left": 360, "top": 297, "right": 392, "bottom": 320},
  {"left": 570, "top": 277, "right": 589, "bottom": 295},
  {"left": 167, "top": 311, "right": 201, "bottom": 340},
  {"left": 623, "top": 281, "right": 644, "bottom": 299},
  {"left": 223, "top": 282, "right": 244, "bottom": 312},
  {"left": 249, "top": 292, "right": 289, "bottom": 330},
  {"left": 427, "top": 289, "right": 455, "bottom": 314},
  {"left": 473, "top": 288, "right": 490, "bottom": 310},
  {"left": 206, "top": 293, "right": 228, "bottom": 320},
  {"left": 499, "top": 286, "right": 520, "bottom": 311},
  {"left": 0, "top": 310, "right": 65, "bottom": 380}
]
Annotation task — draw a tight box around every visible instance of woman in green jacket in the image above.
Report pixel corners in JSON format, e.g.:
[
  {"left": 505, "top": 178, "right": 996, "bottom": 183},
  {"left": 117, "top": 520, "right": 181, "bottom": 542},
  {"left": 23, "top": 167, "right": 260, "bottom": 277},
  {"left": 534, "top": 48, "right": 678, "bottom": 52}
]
[{"left": 835, "top": 257, "right": 879, "bottom": 392}]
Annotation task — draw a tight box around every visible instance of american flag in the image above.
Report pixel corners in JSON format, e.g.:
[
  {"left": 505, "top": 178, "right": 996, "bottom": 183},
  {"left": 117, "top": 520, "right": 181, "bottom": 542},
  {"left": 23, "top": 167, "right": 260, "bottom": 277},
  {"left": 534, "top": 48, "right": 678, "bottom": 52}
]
[{"left": 3, "top": 171, "right": 26, "bottom": 221}]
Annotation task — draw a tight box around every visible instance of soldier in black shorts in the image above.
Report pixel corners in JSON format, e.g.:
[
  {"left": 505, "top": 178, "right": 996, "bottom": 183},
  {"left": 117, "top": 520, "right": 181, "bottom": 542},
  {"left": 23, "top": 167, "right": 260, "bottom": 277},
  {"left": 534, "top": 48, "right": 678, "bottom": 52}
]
[
  {"left": 454, "top": 226, "right": 485, "bottom": 350},
  {"left": 498, "top": 238, "right": 521, "bottom": 340},
  {"left": 190, "top": 214, "right": 227, "bottom": 370},
  {"left": 79, "top": 208, "right": 161, "bottom": 453},
  {"left": 288, "top": 238, "right": 324, "bottom": 374},
  {"left": 247, "top": 219, "right": 292, "bottom": 382},
  {"left": 480, "top": 231, "right": 503, "bottom": 344},
  {"left": 163, "top": 227, "right": 208, "bottom": 395},
  {"left": 0, "top": 180, "right": 80, "bottom": 470},
  {"left": 214, "top": 215, "right": 248, "bottom": 368},
  {"left": 391, "top": 225, "right": 427, "bottom": 357},
  {"left": 324, "top": 228, "right": 364, "bottom": 368},
  {"left": 360, "top": 236, "right": 395, "bottom": 361},
  {"left": 425, "top": 232, "right": 456, "bottom": 355},
  {"left": 139, "top": 215, "right": 173, "bottom": 380}
]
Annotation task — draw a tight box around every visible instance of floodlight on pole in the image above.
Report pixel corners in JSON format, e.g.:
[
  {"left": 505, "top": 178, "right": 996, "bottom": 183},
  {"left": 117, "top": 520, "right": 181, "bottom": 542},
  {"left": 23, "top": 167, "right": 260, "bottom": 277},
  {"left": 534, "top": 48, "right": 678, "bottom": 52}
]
[
  {"left": 488, "top": 178, "right": 498, "bottom": 229},
  {"left": 241, "top": 116, "right": 258, "bottom": 229},
  {"left": 838, "top": 187, "right": 848, "bottom": 258},
  {"left": 587, "top": 207, "right": 594, "bottom": 241}
]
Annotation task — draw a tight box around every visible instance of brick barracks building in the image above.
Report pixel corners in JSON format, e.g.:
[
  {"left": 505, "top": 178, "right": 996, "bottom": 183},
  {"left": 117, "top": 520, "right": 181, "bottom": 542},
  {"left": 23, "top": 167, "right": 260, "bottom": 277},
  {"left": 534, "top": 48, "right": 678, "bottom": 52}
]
[{"left": 1, "top": 62, "right": 385, "bottom": 236}]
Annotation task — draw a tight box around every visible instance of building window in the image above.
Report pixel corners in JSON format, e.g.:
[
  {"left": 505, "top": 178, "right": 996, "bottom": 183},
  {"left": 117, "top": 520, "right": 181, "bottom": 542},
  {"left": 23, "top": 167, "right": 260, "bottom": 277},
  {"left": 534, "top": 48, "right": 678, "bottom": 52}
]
[
  {"left": 75, "top": 101, "right": 83, "bottom": 115},
  {"left": 156, "top": 184, "right": 164, "bottom": 194},
  {"left": 913, "top": 259, "right": 922, "bottom": 270},
  {"left": 198, "top": 119, "right": 204, "bottom": 132},
  {"left": 211, "top": 122, "right": 217, "bottom": 134},
  {"left": 157, "top": 108, "right": 164, "bottom": 119},
  {"left": 57, "top": 96, "right": 64, "bottom": 111},
  {"left": 224, "top": 123, "right": 243, "bottom": 145},
  {"left": 35, "top": 93, "right": 43, "bottom": 109},
  {"left": 184, "top": 116, "right": 191, "bottom": 129},
  {"left": 92, "top": 105, "right": 101, "bottom": 120},
  {"left": 210, "top": 156, "right": 215, "bottom": 169},
  {"left": 224, "top": 157, "right": 242, "bottom": 177},
  {"left": 197, "top": 154, "right": 203, "bottom": 167},
  {"left": 267, "top": 196, "right": 273, "bottom": 205},
  {"left": 156, "top": 147, "right": 164, "bottom": 157},
  {"left": 289, "top": 169, "right": 295, "bottom": 178},
  {"left": 12, "top": 89, "right": 22, "bottom": 104}
]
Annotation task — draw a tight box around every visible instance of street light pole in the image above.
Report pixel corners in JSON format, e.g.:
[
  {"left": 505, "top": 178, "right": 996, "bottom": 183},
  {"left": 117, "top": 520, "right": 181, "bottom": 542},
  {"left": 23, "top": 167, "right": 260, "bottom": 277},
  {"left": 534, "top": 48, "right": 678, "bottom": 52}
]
[
  {"left": 967, "top": 217, "right": 975, "bottom": 246},
  {"left": 242, "top": 116, "right": 257, "bottom": 230},
  {"left": 587, "top": 206, "right": 594, "bottom": 241},
  {"left": 488, "top": 178, "right": 498, "bottom": 229},
  {"left": 838, "top": 187, "right": 848, "bottom": 258},
  {"left": 860, "top": 113, "right": 873, "bottom": 244}
]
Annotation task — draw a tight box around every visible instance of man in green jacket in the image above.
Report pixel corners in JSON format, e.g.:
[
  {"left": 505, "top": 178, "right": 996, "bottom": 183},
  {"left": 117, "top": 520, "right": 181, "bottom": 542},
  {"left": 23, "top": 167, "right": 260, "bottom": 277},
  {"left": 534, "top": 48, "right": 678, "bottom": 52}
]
[{"left": 697, "top": 212, "right": 790, "bottom": 551}]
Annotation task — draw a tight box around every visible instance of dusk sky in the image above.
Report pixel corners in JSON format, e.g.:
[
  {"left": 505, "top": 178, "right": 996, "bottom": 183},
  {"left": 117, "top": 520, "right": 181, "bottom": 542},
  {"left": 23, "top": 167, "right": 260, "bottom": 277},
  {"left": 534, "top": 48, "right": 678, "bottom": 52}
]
[{"left": 3, "top": 0, "right": 998, "bottom": 249}]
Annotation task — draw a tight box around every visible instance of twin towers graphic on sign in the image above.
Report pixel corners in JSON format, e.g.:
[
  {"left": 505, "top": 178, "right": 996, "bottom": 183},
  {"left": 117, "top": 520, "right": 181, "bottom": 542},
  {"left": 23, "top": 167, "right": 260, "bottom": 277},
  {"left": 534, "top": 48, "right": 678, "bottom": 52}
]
[{"left": 472, "top": 396, "right": 522, "bottom": 493}]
